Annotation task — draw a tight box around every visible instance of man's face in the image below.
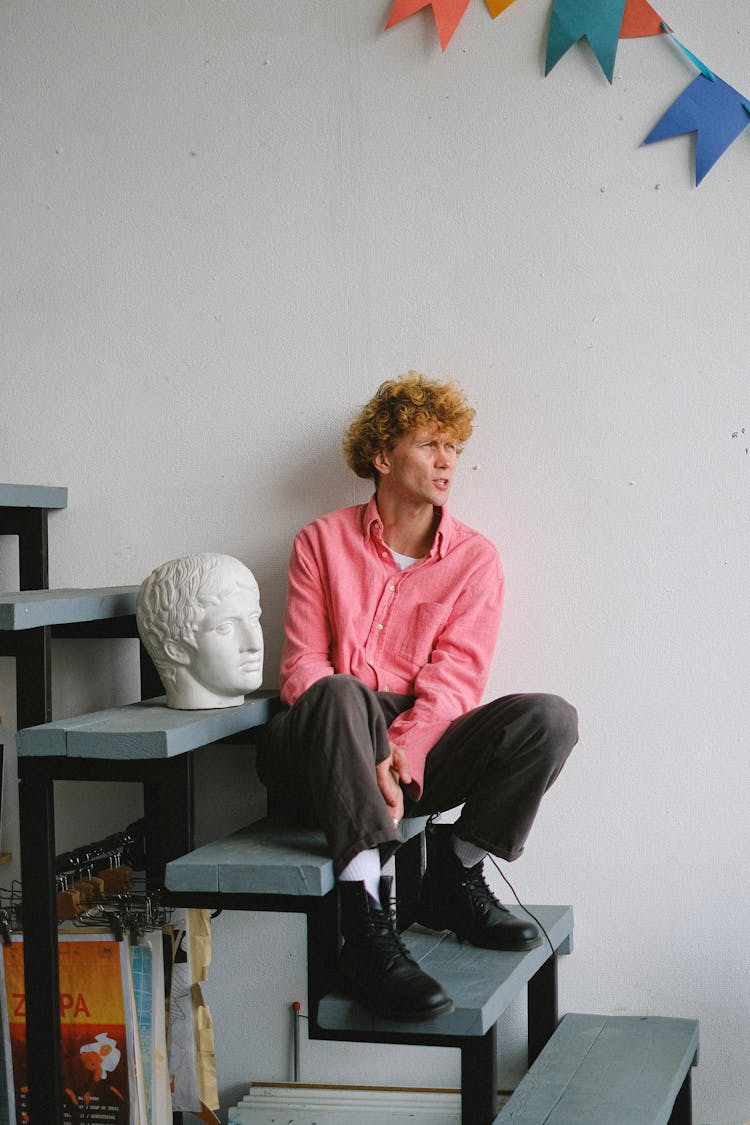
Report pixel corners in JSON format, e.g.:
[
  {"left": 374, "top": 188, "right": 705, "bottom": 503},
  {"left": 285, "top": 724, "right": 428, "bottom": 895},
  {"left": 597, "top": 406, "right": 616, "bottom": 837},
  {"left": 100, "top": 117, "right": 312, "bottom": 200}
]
[
  {"left": 183, "top": 583, "right": 263, "bottom": 698},
  {"left": 377, "top": 423, "right": 460, "bottom": 508}
]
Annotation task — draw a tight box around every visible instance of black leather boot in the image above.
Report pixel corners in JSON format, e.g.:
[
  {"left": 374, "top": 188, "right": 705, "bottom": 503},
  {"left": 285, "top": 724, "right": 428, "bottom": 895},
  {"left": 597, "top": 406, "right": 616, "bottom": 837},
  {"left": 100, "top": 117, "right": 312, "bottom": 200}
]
[
  {"left": 338, "top": 877, "right": 454, "bottom": 1021},
  {"left": 416, "top": 824, "right": 542, "bottom": 951}
]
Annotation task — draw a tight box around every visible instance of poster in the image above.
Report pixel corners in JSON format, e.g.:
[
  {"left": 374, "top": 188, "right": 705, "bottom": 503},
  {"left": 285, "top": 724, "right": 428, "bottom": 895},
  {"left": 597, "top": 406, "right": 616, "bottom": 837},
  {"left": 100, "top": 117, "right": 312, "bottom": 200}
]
[
  {"left": 131, "top": 932, "right": 171, "bottom": 1125},
  {"left": 1, "top": 932, "right": 141, "bottom": 1124}
]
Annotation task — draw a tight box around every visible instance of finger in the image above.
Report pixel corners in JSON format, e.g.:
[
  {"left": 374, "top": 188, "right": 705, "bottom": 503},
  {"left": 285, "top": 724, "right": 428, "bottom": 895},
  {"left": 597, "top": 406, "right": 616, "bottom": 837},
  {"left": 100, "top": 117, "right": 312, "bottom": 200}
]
[{"left": 392, "top": 747, "right": 412, "bottom": 782}]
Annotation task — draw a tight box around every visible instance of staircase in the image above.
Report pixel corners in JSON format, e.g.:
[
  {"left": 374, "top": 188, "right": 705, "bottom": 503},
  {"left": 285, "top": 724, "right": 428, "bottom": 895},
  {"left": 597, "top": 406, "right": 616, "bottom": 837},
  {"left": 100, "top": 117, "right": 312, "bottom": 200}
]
[{"left": 3, "top": 482, "right": 700, "bottom": 1125}]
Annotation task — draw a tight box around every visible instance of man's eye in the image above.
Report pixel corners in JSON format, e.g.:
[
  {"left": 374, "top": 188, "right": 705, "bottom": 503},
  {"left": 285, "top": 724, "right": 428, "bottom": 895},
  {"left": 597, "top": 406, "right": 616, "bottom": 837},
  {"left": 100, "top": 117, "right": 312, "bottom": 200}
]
[{"left": 215, "top": 622, "right": 234, "bottom": 635}]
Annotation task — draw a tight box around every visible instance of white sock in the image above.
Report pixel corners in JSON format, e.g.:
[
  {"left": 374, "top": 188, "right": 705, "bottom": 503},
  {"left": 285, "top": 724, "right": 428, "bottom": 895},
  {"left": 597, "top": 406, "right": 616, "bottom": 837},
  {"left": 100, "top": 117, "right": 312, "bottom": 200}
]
[
  {"left": 451, "top": 833, "right": 488, "bottom": 869},
  {"left": 338, "top": 848, "right": 382, "bottom": 900}
]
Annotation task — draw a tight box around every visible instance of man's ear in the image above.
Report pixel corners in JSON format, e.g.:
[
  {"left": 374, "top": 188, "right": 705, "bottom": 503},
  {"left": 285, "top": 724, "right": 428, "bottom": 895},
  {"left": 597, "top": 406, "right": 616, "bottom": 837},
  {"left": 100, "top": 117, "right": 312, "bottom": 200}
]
[
  {"left": 372, "top": 449, "right": 392, "bottom": 476},
  {"left": 164, "top": 639, "right": 193, "bottom": 667}
]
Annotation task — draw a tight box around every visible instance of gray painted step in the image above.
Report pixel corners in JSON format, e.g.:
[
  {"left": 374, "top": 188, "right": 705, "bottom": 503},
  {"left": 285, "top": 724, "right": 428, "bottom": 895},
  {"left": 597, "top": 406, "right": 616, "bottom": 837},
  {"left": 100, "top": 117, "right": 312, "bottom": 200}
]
[
  {"left": 317, "top": 904, "right": 574, "bottom": 1038},
  {"left": 0, "top": 483, "right": 67, "bottom": 509},
  {"left": 16, "top": 690, "right": 280, "bottom": 759},
  {"left": 164, "top": 815, "right": 429, "bottom": 897},
  {"left": 493, "top": 1012, "right": 699, "bottom": 1125},
  {"left": 0, "top": 586, "right": 139, "bottom": 630}
]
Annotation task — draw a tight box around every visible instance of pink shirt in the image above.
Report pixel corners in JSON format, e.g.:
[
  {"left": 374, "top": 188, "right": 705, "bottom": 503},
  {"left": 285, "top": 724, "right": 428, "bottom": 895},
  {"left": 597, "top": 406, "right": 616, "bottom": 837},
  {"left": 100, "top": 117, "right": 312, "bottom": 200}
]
[{"left": 279, "top": 497, "right": 504, "bottom": 798}]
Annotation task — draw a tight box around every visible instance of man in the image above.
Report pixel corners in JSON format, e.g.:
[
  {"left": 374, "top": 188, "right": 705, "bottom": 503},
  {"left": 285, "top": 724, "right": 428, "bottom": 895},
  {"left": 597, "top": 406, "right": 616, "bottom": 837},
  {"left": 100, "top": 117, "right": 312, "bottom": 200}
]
[
  {"left": 136, "top": 553, "right": 264, "bottom": 709},
  {"left": 258, "top": 373, "right": 577, "bottom": 1021}
]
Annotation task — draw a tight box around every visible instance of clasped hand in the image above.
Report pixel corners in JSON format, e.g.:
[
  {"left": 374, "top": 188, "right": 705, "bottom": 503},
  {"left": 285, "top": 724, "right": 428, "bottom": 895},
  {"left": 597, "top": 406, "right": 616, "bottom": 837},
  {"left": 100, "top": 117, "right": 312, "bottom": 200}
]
[{"left": 376, "top": 742, "right": 412, "bottom": 827}]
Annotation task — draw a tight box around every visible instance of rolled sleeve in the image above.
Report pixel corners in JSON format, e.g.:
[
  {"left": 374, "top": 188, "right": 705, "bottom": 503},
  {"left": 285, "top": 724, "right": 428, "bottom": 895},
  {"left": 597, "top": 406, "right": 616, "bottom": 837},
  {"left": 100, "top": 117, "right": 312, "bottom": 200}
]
[{"left": 279, "top": 531, "right": 335, "bottom": 706}]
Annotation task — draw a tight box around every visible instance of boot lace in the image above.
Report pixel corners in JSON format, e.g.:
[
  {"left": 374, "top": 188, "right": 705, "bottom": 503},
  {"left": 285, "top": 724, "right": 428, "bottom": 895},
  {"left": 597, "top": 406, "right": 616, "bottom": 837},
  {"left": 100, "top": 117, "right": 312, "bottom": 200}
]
[
  {"left": 461, "top": 863, "right": 510, "bottom": 918},
  {"left": 366, "top": 899, "right": 417, "bottom": 970}
]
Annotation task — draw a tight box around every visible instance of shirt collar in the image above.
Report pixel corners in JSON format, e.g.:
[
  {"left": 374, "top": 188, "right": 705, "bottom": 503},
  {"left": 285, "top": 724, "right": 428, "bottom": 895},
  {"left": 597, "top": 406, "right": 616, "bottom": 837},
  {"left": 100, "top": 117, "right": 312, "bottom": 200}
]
[{"left": 362, "top": 496, "right": 453, "bottom": 559}]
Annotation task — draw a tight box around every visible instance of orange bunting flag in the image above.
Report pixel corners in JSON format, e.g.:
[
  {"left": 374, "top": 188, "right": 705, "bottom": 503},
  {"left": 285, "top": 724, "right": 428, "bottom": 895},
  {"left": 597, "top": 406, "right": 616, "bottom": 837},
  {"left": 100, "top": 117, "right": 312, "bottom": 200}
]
[
  {"left": 485, "top": 0, "right": 520, "bottom": 16},
  {"left": 620, "top": 0, "right": 667, "bottom": 38},
  {"left": 385, "top": 0, "right": 473, "bottom": 51}
]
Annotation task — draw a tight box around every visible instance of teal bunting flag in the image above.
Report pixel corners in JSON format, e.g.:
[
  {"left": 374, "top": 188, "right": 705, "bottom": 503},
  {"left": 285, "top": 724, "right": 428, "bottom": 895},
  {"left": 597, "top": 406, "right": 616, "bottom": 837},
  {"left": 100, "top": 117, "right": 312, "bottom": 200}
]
[
  {"left": 644, "top": 71, "right": 750, "bottom": 184},
  {"left": 545, "top": 0, "right": 628, "bottom": 83}
]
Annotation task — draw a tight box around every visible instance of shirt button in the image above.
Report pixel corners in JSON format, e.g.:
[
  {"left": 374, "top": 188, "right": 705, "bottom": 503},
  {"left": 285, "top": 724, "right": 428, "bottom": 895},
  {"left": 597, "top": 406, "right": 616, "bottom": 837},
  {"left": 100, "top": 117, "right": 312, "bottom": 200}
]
[
  {"left": 389, "top": 584, "right": 395, "bottom": 592},
  {"left": 376, "top": 623, "right": 384, "bottom": 630},
  {"left": 381, "top": 551, "right": 388, "bottom": 558}
]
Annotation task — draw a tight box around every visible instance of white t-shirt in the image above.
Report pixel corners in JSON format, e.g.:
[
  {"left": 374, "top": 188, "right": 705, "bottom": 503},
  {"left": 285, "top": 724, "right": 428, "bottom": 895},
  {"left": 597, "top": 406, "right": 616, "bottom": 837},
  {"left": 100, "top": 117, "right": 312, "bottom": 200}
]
[{"left": 390, "top": 548, "right": 419, "bottom": 571}]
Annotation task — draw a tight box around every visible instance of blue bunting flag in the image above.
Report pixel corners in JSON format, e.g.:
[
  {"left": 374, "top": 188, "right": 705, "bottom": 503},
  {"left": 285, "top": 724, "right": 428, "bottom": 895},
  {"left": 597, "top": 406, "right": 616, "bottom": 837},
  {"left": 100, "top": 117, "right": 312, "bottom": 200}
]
[{"left": 643, "top": 71, "right": 750, "bottom": 185}]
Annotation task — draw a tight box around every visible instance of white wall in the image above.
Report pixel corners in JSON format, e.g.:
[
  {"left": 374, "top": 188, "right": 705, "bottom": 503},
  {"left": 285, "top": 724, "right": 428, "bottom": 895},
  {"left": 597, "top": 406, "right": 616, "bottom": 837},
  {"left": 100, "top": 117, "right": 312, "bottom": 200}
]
[{"left": 3, "top": 2, "right": 750, "bottom": 1121}]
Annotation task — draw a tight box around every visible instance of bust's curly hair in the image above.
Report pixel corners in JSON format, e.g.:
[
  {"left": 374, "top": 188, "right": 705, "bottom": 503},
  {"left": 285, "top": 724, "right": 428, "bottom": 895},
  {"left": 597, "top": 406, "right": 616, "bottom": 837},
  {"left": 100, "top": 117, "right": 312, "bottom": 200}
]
[{"left": 343, "top": 372, "right": 475, "bottom": 480}]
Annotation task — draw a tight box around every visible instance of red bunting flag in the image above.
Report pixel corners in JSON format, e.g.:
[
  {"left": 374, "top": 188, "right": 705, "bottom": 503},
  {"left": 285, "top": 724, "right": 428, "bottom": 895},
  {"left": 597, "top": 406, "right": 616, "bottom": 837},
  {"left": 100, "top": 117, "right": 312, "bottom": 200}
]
[
  {"left": 620, "top": 0, "right": 667, "bottom": 38},
  {"left": 385, "top": 0, "right": 473, "bottom": 51}
]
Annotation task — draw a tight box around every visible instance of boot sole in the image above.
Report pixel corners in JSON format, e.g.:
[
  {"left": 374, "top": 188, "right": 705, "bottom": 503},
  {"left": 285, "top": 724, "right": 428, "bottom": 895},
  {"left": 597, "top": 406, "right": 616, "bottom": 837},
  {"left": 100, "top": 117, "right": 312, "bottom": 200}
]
[
  {"left": 348, "top": 994, "right": 458, "bottom": 1021},
  {"left": 415, "top": 912, "right": 543, "bottom": 952},
  {"left": 339, "top": 979, "right": 455, "bottom": 1022}
]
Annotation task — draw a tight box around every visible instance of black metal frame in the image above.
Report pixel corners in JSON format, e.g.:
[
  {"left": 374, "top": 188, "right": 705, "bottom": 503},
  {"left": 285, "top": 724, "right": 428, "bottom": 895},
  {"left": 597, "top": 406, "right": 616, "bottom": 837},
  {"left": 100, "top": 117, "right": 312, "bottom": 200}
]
[
  {"left": 0, "top": 618, "right": 154, "bottom": 733},
  {"left": 669, "top": 1070, "right": 693, "bottom": 1125},
  {"left": 17, "top": 752, "right": 195, "bottom": 1123},
  {"left": 2, "top": 500, "right": 553, "bottom": 1125},
  {"left": 0, "top": 507, "right": 50, "bottom": 591},
  {"left": 527, "top": 952, "right": 558, "bottom": 1064},
  {"left": 2, "top": 497, "right": 181, "bottom": 1120},
  {"left": 1, "top": 503, "right": 54, "bottom": 729},
  {"left": 163, "top": 855, "right": 564, "bottom": 1125},
  {"left": 2, "top": 503, "right": 695, "bottom": 1125},
  {"left": 14, "top": 737, "right": 564, "bottom": 1125},
  {"left": 300, "top": 953, "right": 560, "bottom": 1125}
]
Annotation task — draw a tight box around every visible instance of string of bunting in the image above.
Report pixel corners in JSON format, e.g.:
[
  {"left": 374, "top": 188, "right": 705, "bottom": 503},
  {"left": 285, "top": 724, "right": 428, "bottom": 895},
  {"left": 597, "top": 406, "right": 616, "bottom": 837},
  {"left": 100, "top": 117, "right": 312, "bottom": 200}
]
[{"left": 384, "top": 0, "right": 750, "bottom": 185}]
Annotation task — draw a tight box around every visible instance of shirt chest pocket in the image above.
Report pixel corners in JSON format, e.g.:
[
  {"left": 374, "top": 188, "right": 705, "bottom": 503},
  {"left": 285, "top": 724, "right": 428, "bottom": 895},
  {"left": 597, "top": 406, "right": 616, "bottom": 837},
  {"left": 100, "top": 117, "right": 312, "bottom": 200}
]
[{"left": 398, "top": 601, "right": 450, "bottom": 665}]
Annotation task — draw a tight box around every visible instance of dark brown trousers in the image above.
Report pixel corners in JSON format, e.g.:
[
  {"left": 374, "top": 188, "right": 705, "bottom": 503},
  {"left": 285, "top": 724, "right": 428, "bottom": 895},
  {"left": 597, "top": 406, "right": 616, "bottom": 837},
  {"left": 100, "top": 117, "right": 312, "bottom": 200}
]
[{"left": 257, "top": 674, "right": 578, "bottom": 877}]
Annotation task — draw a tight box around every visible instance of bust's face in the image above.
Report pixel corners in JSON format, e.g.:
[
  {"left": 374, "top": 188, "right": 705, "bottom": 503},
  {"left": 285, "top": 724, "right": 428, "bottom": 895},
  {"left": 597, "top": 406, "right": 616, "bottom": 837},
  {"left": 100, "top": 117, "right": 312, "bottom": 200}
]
[{"left": 182, "top": 582, "right": 263, "bottom": 700}]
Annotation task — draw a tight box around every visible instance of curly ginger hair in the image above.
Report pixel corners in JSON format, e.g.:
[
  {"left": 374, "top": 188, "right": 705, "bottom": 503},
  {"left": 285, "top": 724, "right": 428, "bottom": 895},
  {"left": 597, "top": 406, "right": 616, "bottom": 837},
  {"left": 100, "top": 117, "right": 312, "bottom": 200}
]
[{"left": 343, "top": 371, "right": 475, "bottom": 480}]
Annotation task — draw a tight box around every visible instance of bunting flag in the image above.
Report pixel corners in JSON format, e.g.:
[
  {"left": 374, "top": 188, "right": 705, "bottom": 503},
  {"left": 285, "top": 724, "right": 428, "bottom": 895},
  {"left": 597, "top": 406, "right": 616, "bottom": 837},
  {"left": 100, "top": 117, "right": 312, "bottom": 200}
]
[
  {"left": 619, "top": 0, "right": 667, "bottom": 39},
  {"left": 380, "top": 0, "right": 750, "bottom": 188},
  {"left": 385, "top": 0, "right": 473, "bottom": 51},
  {"left": 545, "top": 0, "right": 627, "bottom": 83},
  {"left": 485, "top": 0, "right": 520, "bottom": 16},
  {"left": 644, "top": 72, "right": 750, "bottom": 184}
]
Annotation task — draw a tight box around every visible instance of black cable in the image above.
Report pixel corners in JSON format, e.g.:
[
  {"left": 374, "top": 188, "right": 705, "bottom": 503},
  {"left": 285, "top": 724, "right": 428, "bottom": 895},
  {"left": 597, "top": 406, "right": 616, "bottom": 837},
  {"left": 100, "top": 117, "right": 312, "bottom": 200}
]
[
  {"left": 425, "top": 816, "right": 556, "bottom": 956},
  {"left": 486, "top": 854, "right": 554, "bottom": 956}
]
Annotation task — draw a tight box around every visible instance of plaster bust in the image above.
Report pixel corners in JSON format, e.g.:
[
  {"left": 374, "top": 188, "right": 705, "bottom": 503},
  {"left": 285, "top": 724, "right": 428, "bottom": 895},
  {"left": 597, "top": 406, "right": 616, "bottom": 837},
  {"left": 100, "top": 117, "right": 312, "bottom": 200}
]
[{"left": 136, "top": 553, "right": 263, "bottom": 710}]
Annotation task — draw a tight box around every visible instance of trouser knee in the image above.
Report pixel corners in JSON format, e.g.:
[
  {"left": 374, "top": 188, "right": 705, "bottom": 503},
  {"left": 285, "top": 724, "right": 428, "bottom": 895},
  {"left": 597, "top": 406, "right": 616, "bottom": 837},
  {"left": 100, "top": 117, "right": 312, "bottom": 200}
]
[
  {"left": 527, "top": 692, "right": 578, "bottom": 767},
  {"left": 481, "top": 691, "right": 578, "bottom": 771},
  {"left": 302, "top": 673, "right": 375, "bottom": 710},
  {"left": 292, "top": 674, "right": 389, "bottom": 774}
]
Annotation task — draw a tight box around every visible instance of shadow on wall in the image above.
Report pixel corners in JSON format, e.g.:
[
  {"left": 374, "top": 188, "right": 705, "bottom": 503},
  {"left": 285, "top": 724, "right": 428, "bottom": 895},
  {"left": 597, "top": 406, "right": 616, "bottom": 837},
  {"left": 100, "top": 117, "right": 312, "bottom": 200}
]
[
  {"left": 275, "top": 433, "right": 362, "bottom": 524},
  {"left": 245, "top": 434, "right": 359, "bottom": 687}
]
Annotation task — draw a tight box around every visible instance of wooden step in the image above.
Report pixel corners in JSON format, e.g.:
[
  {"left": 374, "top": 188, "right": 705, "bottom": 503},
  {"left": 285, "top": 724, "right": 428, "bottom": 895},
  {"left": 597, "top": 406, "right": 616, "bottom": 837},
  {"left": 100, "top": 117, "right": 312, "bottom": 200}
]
[
  {"left": 0, "top": 586, "right": 139, "bottom": 630},
  {"left": 317, "top": 905, "right": 573, "bottom": 1038},
  {"left": 16, "top": 690, "right": 280, "bottom": 759},
  {"left": 0, "top": 483, "right": 67, "bottom": 509},
  {"left": 164, "top": 815, "right": 429, "bottom": 897},
  {"left": 493, "top": 1012, "right": 699, "bottom": 1125}
]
